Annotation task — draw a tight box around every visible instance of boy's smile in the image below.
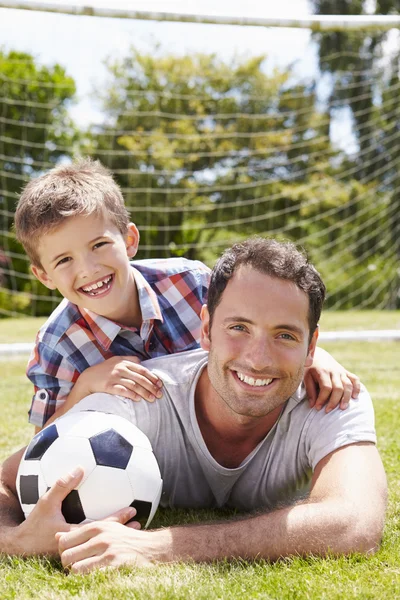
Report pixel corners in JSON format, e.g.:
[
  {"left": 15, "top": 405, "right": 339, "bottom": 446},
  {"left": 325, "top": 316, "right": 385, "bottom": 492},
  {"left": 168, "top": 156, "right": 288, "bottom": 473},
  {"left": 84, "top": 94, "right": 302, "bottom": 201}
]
[
  {"left": 31, "top": 213, "right": 142, "bottom": 328},
  {"left": 79, "top": 274, "right": 114, "bottom": 297}
]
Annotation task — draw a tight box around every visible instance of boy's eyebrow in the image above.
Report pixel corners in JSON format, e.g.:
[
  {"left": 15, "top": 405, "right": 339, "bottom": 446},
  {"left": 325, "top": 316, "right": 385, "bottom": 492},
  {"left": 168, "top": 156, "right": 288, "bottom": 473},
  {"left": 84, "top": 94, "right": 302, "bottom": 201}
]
[
  {"left": 49, "top": 250, "right": 70, "bottom": 264},
  {"left": 49, "top": 235, "right": 108, "bottom": 264}
]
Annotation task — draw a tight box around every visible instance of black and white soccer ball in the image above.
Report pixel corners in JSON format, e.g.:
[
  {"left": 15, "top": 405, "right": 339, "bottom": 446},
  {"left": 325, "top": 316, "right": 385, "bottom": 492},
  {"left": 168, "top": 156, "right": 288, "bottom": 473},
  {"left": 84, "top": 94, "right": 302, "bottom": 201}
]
[{"left": 17, "top": 410, "right": 163, "bottom": 528}]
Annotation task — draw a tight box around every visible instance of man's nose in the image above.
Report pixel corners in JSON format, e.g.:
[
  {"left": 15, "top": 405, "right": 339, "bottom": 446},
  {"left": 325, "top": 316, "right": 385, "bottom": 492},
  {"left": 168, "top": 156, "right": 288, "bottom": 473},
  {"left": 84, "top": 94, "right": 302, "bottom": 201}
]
[{"left": 246, "top": 337, "right": 273, "bottom": 371}]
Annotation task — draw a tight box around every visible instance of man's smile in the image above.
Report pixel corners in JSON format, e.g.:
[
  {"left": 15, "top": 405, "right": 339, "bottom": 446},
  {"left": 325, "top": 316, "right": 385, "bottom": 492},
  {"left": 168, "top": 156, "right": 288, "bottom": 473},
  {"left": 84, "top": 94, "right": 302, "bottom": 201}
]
[{"left": 233, "top": 370, "right": 275, "bottom": 388}]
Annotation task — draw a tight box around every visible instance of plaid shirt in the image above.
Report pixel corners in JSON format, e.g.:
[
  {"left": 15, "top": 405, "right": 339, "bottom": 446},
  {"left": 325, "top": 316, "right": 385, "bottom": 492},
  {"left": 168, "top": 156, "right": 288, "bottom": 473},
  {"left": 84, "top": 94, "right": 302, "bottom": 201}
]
[{"left": 27, "top": 257, "right": 210, "bottom": 427}]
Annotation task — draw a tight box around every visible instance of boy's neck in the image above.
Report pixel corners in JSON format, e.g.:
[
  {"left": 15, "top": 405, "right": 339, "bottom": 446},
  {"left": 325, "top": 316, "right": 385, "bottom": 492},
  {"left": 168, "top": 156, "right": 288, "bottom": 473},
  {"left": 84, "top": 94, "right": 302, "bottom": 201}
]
[{"left": 81, "top": 275, "right": 143, "bottom": 331}]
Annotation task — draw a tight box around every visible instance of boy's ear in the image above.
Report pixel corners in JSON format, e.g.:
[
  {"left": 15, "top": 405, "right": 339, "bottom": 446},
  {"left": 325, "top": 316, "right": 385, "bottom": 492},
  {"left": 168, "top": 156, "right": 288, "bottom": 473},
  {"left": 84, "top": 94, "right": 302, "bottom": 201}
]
[
  {"left": 126, "top": 223, "right": 140, "bottom": 258},
  {"left": 305, "top": 325, "right": 319, "bottom": 368},
  {"left": 200, "top": 304, "right": 211, "bottom": 351},
  {"left": 31, "top": 265, "right": 57, "bottom": 290}
]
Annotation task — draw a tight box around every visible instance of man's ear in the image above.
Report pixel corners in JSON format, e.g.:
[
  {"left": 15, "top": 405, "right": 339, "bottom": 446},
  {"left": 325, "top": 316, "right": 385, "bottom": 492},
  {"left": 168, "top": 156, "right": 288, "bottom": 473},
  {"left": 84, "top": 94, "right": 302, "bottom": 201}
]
[
  {"left": 305, "top": 325, "right": 319, "bottom": 367},
  {"left": 200, "top": 304, "right": 211, "bottom": 351},
  {"left": 126, "top": 223, "right": 140, "bottom": 258},
  {"left": 31, "top": 265, "right": 57, "bottom": 290}
]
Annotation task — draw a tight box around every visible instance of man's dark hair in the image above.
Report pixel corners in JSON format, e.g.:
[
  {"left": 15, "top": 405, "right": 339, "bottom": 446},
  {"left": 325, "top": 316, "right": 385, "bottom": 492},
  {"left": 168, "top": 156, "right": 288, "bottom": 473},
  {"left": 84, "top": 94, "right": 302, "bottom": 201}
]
[{"left": 207, "top": 237, "right": 326, "bottom": 341}]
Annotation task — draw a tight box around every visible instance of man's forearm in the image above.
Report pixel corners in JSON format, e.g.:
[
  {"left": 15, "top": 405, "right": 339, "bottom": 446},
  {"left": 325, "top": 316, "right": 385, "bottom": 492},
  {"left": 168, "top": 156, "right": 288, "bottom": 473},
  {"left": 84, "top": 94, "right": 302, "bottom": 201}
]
[
  {"left": 0, "top": 450, "right": 26, "bottom": 554},
  {"left": 159, "top": 499, "right": 383, "bottom": 563}
]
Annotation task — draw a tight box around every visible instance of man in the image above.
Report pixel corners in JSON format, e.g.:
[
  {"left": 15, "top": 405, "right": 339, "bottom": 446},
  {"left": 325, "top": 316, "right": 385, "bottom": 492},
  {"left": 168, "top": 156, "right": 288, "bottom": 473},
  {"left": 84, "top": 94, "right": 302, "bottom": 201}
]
[{"left": 0, "top": 237, "right": 387, "bottom": 572}]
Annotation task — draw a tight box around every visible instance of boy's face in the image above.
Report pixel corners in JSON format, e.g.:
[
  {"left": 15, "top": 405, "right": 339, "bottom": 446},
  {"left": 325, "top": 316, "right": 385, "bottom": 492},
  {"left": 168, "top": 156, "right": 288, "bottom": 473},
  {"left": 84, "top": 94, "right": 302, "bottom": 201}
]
[{"left": 32, "top": 213, "right": 140, "bottom": 326}]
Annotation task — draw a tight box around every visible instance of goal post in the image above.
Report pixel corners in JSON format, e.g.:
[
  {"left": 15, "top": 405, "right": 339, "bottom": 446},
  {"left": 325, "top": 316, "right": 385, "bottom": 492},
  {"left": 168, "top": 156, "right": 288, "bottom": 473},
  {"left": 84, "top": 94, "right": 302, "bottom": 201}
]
[{"left": 0, "top": 3, "right": 399, "bottom": 317}]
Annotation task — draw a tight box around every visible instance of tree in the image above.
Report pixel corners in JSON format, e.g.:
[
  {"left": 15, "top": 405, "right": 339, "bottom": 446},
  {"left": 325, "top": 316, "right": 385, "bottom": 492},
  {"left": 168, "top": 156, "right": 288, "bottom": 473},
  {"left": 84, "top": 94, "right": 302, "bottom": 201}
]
[
  {"left": 0, "top": 50, "right": 77, "bottom": 315},
  {"left": 310, "top": 1, "right": 400, "bottom": 278},
  {"left": 88, "top": 50, "right": 338, "bottom": 260}
]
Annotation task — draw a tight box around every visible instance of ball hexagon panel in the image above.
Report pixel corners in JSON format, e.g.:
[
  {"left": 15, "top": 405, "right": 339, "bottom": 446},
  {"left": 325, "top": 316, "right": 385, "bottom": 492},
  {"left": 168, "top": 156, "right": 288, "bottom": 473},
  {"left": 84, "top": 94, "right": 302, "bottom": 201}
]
[
  {"left": 143, "top": 479, "right": 163, "bottom": 528},
  {"left": 127, "top": 446, "right": 162, "bottom": 501},
  {"left": 79, "top": 465, "right": 135, "bottom": 521},
  {"left": 40, "top": 436, "right": 96, "bottom": 488},
  {"left": 55, "top": 410, "right": 112, "bottom": 439},
  {"left": 24, "top": 424, "right": 58, "bottom": 460}
]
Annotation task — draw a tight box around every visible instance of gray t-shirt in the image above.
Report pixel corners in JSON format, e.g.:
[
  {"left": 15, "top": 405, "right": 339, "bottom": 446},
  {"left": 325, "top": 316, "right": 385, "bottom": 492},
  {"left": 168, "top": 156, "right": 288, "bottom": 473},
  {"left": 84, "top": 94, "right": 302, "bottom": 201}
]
[{"left": 71, "top": 349, "right": 377, "bottom": 512}]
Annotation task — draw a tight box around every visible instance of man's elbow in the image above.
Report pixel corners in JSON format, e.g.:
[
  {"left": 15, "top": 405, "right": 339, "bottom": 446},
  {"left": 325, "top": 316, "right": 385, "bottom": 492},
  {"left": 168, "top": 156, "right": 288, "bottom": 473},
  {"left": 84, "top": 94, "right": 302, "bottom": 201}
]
[{"left": 339, "top": 496, "right": 387, "bottom": 555}]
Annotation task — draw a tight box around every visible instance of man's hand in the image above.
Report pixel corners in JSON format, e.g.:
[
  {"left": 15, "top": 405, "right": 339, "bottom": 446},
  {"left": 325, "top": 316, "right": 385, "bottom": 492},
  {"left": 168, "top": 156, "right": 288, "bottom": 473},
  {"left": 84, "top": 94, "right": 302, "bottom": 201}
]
[
  {"left": 305, "top": 347, "right": 360, "bottom": 412},
  {"left": 13, "top": 467, "right": 85, "bottom": 556},
  {"left": 77, "top": 356, "right": 163, "bottom": 403},
  {"left": 56, "top": 508, "right": 156, "bottom": 573}
]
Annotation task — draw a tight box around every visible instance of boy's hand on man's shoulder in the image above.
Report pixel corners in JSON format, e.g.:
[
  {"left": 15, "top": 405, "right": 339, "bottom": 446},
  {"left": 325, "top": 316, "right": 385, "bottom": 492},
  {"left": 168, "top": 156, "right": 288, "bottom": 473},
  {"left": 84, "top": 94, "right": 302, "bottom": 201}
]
[{"left": 78, "top": 356, "right": 163, "bottom": 403}]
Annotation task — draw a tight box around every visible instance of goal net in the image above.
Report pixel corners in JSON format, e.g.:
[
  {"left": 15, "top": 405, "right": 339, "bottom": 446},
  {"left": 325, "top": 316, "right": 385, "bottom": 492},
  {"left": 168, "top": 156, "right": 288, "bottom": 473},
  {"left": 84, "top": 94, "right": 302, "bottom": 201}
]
[{"left": 0, "top": 5, "right": 399, "bottom": 316}]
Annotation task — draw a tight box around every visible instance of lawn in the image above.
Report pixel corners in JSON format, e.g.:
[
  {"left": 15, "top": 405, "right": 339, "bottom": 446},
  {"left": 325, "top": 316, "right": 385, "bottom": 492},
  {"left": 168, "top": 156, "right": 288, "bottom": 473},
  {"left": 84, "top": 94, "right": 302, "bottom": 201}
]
[{"left": 0, "top": 317, "right": 399, "bottom": 598}]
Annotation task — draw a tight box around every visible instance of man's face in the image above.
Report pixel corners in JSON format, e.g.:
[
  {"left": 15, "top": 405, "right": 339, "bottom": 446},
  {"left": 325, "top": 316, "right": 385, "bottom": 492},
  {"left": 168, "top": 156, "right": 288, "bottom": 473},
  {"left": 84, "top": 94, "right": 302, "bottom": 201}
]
[
  {"left": 32, "top": 213, "right": 140, "bottom": 326},
  {"left": 200, "top": 266, "right": 318, "bottom": 421}
]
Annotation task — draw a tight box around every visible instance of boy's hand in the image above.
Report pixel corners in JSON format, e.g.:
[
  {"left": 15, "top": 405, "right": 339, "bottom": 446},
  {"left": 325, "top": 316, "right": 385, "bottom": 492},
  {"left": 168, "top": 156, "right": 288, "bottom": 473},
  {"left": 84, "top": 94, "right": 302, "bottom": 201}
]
[
  {"left": 78, "top": 356, "right": 163, "bottom": 403},
  {"left": 305, "top": 347, "right": 360, "bottom": 413}
]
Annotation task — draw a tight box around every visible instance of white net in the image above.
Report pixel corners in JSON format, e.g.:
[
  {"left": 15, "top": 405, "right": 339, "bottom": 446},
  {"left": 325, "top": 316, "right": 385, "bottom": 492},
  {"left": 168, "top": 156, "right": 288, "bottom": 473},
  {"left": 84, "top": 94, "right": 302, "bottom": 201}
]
[{"left": 0, "top": 7, "right": 399, "bottom": 316}]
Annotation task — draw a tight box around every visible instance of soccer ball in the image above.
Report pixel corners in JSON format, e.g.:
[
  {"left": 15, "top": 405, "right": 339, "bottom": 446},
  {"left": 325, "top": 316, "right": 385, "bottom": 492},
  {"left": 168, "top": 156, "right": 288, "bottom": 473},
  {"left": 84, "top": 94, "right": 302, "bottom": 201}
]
[{"left": 16, "top": 410, "right": 163, "bottom": 528}]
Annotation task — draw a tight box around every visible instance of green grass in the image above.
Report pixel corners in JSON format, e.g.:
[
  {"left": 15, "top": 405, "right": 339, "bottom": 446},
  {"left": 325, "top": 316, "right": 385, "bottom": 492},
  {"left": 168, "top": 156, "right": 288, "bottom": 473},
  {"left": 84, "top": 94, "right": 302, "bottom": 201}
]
[
  {"left": 0, "top": 330, "right": 400, "bottom": 598},
  {"left": 0, "top": 310, "right": 399, "bottom": 344}
]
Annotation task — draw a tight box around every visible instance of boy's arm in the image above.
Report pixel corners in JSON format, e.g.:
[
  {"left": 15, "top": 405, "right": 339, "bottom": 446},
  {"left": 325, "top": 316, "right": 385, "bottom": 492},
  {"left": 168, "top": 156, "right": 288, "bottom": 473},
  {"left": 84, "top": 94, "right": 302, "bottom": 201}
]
[
  {"left": 35, "top": 356, "right": 164, "bottom": 431},
  {"left": 304, "top": 346, "right": 360, "bottom": 412}
]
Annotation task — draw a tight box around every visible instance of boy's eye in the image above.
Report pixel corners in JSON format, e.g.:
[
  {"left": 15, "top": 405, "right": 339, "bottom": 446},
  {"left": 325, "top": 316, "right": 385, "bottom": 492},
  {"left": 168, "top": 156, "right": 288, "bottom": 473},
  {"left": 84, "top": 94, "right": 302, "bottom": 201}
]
[
  {"left": 93, "top": 241, "right": 108, "bottom": 250},
  {"left": 55, "top": 256, "right": 71, "bottom": 267}
]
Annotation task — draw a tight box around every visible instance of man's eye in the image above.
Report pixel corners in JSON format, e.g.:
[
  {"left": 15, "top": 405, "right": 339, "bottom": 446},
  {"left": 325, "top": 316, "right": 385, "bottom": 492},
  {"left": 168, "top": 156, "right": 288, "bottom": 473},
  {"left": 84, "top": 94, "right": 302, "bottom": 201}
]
[
  {"left": 230, "top": 325, "right": 246, "bottom": 332},
  {"left": 279, "top": 333, "right": 295, "bottom": 341}
]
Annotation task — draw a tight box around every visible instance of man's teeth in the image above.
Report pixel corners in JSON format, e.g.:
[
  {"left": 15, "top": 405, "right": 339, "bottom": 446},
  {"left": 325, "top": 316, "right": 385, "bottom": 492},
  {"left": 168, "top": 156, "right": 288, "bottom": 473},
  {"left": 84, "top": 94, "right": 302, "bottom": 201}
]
[
  {"left": 236, "top": 372, "right": 273, "bottom": 387},
  {"left": 82, "top": 276, "right": 112, "bottom": 294}
]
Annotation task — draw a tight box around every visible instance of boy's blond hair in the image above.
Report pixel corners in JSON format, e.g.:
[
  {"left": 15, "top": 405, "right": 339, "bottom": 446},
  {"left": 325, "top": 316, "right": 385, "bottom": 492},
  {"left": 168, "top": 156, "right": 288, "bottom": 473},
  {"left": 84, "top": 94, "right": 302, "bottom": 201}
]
[{"left": 15, "top": 158, "right": 130, "bottom": 267}]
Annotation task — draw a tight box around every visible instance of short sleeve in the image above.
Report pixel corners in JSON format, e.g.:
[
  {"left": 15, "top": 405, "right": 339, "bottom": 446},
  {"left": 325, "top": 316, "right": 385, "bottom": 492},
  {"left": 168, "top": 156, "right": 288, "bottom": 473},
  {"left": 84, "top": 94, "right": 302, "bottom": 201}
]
[
  {"left": 303, "top": 386, "right": 377, "bottom": 470},
  {"left": 27, "top": 342, "right": 79, "bottom": 427}
]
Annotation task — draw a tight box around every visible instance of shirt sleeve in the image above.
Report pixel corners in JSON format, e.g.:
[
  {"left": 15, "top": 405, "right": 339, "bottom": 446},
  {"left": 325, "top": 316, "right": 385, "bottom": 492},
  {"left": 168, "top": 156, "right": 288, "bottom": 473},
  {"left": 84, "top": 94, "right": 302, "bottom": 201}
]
[
  {"left": 194, "top": 261, "right": 211, "bottom": 304},
  {"left": 303, "top": 385, "right": 377, "bottom": 470},
  {"left": 27, "top": 341, "right": 80, "bottom": 428}
]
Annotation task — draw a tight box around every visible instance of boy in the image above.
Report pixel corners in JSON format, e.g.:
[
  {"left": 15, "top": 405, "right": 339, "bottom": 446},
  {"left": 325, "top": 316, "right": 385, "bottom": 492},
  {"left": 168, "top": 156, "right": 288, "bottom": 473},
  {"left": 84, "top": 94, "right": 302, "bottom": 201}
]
[{"left": 14, "top": 159, "right": 359, "bottom": 432}]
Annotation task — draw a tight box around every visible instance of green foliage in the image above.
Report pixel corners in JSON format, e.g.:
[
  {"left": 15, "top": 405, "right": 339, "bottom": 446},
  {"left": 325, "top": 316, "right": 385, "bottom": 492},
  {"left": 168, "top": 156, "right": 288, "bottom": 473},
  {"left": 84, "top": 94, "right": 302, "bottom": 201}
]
[
  {"left": 310, "top": 1, "right": 400, "bottom": 280},
  {"left": 88, "top": 50, "right": 337, "bottom": 256},
  {"left": 1, "top": 44, "right": 398, "bottom": 312},
  {"left": 0, "top": 50, "right": 78, "bottom": 315}
]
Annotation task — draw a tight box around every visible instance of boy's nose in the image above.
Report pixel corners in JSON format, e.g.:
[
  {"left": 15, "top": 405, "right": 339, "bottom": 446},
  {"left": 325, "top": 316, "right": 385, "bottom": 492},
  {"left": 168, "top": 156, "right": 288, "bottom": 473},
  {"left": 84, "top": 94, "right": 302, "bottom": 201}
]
[{"left": 77, "top": 254, "right": 100, "bottom": 279}]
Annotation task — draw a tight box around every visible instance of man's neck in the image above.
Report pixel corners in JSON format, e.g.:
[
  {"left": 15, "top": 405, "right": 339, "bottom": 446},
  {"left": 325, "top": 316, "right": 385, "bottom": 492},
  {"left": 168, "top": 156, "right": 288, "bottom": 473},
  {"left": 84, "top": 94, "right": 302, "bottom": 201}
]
[{"left": 194, "top": 368, "right": 283, "bottom": 468}]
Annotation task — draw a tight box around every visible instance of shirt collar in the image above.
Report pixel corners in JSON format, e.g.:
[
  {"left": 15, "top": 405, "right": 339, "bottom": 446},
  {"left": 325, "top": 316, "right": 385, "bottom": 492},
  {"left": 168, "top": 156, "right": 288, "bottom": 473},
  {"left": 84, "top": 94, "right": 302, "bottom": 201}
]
[{"left": 79, "top": 264, "right": 163, "bottom": 351}]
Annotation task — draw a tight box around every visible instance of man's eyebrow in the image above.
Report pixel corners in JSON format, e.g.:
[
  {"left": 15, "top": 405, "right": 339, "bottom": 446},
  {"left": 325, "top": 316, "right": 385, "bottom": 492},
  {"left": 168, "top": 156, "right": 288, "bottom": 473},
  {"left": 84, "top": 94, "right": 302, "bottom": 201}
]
[
  {"left": 274, "top": 324, "right": 305, "bottom": 336},
  {"left": 222, "top": 316, "right": 254, "bottom": 325}
]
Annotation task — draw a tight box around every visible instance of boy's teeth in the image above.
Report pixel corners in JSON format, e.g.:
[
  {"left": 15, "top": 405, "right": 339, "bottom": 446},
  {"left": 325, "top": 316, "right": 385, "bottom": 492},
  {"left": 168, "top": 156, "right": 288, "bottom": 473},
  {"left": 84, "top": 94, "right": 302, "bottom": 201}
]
[
  {"left": 82, "top": 276, "right": 112, "bottom": 293},
  {"left": 236, "top": 372, "right": 273, "bottom": 387}
]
